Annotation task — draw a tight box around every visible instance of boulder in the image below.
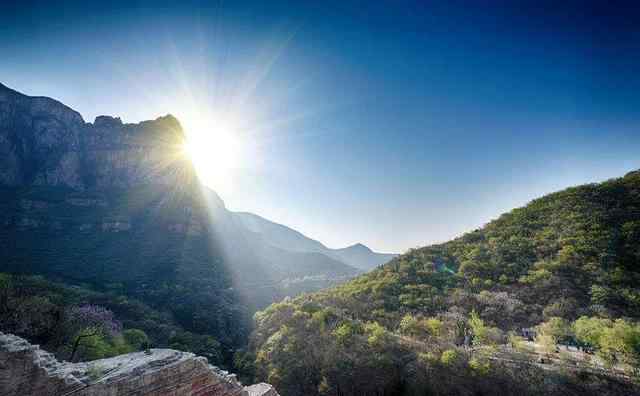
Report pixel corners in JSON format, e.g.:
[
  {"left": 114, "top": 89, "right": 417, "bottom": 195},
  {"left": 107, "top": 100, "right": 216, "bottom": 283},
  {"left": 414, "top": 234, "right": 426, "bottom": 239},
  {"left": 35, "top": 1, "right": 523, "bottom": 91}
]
[{"left": 0, "top": 332, "right": 280, "bottom": 396}]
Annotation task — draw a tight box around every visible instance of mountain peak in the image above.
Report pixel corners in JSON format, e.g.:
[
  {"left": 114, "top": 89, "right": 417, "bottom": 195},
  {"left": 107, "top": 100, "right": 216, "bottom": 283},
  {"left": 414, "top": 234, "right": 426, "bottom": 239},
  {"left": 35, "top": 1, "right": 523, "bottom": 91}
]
[
  {"left": 0, "top": 83, "right": 190, "bottom": 189},
  {"left": 94, "top": 115, "right": 123, "bottom": 127},
  {"left": 346, "top": 243, "right": 372, "bottom": 252}
]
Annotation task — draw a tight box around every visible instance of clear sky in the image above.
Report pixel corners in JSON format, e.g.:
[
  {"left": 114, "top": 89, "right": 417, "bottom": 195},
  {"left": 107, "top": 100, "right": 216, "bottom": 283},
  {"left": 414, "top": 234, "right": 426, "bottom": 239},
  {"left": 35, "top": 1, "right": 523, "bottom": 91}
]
[{"left": 2, "top": 0, "right": 639, "bottom": 253}]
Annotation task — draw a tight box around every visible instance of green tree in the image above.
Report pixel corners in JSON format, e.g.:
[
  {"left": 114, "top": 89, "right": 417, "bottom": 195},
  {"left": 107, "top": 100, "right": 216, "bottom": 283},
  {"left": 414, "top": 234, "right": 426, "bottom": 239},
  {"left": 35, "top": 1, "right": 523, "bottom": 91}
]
[
  {"left": 364, "top": 321, "right": 389, "bottom": 348},
  {"left": 399, "top": 314, "right": 421, "bottom": 337},
  {"left": 469, "top": 310, "right": 489, "bottom": 345},
  {"left": 598, "top": 319, "right": 640, "bottom": 369},
  {"left": 122, "top": 329, "right": 150, "bottom": 351},
  {"left": 538, "top": 317, "right": 572, "bottom": 345},
  {"left": 440, "top": 349, "right": 459, "bottom": 366},
  {"left": 573, "top": 316, "right": 611, "bottom": 349}
]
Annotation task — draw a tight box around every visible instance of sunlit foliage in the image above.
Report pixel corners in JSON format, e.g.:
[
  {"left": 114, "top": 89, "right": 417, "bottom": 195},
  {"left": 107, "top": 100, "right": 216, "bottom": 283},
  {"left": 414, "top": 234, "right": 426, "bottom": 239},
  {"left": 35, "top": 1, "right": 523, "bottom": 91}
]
[{"left": 249, "top": 170, "right": 640, "bottom": 395}]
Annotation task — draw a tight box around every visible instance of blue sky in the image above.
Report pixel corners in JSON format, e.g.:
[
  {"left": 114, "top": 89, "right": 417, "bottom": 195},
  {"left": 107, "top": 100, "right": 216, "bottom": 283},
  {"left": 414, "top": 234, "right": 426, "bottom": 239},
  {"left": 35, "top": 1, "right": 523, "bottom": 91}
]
[{"left": 2, "top": 0, "right": 639, "bottom": 252}]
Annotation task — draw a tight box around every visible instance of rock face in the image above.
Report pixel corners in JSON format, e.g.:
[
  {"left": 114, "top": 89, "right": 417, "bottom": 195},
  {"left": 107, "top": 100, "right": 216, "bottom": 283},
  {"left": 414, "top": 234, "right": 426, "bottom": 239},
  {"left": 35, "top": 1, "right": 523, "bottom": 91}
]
[
  {"left": 0, "top": 82, "right": 362, "bottom": 299},
  {"left": 0, "top": 332, "right": 278, "bottom": 396},
  {"left": 0, "top": 83, "right": 190, "bottom": 190},
  {"left": 244, "top": 384, "right": 279, "bottom": 396}
]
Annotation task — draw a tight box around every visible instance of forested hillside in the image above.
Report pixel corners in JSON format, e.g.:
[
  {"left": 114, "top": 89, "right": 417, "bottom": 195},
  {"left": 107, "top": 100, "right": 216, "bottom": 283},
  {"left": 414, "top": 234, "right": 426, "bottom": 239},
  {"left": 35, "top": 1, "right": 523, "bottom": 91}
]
[
  {"left": 0, "top": 273, "right": 230, "bottom": 364},
  {"left": 249, "top": 170, "right": 640, "bottom": 396}
]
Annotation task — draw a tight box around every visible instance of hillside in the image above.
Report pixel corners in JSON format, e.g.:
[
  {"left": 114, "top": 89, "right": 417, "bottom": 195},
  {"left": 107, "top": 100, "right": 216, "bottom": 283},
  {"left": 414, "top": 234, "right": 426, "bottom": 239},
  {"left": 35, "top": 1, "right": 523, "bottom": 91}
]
[
  {"left": 233, "top": 212, "right": 397, "bottom": 271},
  {"left": 249, "top": 170, "right": 640, "bottom": 396}
]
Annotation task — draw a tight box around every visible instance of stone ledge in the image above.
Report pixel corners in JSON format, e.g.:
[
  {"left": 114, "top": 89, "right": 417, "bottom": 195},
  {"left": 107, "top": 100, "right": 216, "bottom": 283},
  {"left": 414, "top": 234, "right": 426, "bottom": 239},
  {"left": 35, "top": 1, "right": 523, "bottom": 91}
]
[{"left": 0, "top": 332, "right": 279, "bottom": 396}]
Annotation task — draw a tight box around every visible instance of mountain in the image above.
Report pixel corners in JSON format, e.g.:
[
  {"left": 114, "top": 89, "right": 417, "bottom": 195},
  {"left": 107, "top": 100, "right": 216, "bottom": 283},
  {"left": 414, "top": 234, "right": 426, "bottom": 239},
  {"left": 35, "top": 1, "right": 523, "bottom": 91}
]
[
  {"left": 0, "top": 82, "right": 357, "bottom": 290},
  {"left": 0, "top": 82, "right": 252, "bottom": 360},
  {"left": 332, "top": 243, "right": 397, "bottom": 271},
  {"left": 250, "top": 170, "right": 640, "bottom": 396},
  {"left": 233, "top": 212, "right": 329, "bottom": 253},
  {"left": 233, "top": 211, "right": 397, "bottom": 271},
  {"left": 0, "top": 83, "right": 356, "bottom": 364}
]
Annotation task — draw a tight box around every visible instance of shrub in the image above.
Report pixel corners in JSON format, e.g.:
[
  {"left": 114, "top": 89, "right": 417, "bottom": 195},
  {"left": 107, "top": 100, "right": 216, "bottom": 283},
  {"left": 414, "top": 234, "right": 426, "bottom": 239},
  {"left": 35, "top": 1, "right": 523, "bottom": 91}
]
[{"left": 440, "top": 349, "right": 459, "bottom": 366}]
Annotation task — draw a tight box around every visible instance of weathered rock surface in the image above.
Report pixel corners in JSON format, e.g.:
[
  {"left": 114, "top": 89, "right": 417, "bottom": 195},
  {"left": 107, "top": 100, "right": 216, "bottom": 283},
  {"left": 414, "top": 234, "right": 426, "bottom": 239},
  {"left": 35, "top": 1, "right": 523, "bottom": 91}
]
[
  {"left": 0, "top": 332, "right": 279, "bottom": 396},
  {"left": 0, "top": 82, "right": 190, "bottom": 190},
  {"left": 244, "top": 383, "right": 280, "bottom": 396}
]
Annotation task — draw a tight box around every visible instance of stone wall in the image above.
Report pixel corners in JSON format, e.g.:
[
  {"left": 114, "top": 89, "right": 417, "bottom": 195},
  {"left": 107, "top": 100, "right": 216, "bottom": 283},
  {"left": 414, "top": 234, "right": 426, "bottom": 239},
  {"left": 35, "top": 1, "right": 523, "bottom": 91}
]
[{"left": 0, "top": 333, "right": 278, "bottom": 396}]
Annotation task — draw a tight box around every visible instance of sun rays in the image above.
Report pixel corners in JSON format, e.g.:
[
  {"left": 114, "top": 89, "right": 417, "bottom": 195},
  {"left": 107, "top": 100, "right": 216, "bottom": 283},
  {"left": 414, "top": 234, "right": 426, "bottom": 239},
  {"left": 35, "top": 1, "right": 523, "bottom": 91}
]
[
  {"left": 103, "top": 17, "right": 327, "bottom": 203},
  {"left": 180, "top": 110, "right": 240, "bottom": 195}
]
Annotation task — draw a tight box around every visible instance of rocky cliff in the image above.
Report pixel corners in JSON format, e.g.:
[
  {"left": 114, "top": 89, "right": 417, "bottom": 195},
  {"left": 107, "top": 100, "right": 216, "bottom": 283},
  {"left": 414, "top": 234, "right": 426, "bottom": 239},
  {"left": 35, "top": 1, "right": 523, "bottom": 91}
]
[
  {"left": 0, "top": 332, "right": 278, "bottom": 396},
  {"left": 0, "top": 83, "right": 361, "bottom": 373},
  {"left": 0, "top": 83, "right": 367, "bottom": 311},
  {"left": 0, "top": 82, "right": 190, "bottom": 190}
]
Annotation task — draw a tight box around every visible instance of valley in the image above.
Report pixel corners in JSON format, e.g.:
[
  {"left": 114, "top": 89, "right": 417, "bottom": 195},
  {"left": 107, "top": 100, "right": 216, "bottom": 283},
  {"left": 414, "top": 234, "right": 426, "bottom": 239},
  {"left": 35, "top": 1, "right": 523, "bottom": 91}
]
[
  {"left": 1, "top": 2, "right": 639, "bottom": 393},
  {"left": 1, "top": 81, "right": 640, "bottom": 395}
]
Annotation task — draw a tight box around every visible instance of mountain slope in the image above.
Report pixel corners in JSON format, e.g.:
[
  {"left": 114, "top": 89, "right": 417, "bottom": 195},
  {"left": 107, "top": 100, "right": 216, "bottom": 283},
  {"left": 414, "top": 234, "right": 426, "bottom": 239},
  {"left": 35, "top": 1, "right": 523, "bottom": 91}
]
[
  {"left": 233, "top": 211, "right": 397, "bottom": 271},
  {"left": 324, "top": 168, "right": 640, "bottom": 325},
  {"left": 0, "top": 83, "right": 250, "bottom": 356},
  {"left": 250, "top": 169, "right": 640, "bottom": 396},
  {"left": 0, "top": 82, "right": 359, "bottom": 289},
  {"left": 0, "top": 83, "right": 358, "bottom": 364},
  {"left": 234, "top": 212, "right": 329, "bottom": 253}
]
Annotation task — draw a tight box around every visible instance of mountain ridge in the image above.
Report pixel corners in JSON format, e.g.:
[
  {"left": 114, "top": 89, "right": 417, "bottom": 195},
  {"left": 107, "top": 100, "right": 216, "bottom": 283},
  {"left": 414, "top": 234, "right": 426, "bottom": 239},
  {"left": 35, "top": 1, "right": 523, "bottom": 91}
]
[{"left": 233, "top": 211, "right": 397, "bottom": 271}]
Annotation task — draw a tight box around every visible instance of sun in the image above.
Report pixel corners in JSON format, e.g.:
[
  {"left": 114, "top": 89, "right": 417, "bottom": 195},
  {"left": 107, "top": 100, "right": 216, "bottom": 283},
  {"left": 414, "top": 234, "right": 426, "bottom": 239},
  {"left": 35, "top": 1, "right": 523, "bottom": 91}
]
[{"left": 180, "top": 113, "right": 240, "bottom": 193}]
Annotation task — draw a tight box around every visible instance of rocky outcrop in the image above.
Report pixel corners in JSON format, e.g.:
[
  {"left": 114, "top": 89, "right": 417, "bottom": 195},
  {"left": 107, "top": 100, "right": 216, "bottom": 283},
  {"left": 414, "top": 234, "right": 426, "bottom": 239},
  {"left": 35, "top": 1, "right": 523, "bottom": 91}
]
[
  {"left": 0, "top": 83, "right": 85, "bottom": 187},
  {"left": 0, "top": 83, "right": 191, "bottom": 190},
  {"left": 0, "top": 332, "right": 278, "bottom": 396},
  {"left": 244, "top": 384, "right": 279, "bottom": 396}
]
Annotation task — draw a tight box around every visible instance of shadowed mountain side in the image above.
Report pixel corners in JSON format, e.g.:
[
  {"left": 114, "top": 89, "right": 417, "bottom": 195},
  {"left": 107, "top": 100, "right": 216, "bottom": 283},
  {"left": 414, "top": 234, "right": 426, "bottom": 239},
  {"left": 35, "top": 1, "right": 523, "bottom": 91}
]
[
  {"left": 233, "top": 212, "right": 397, "bottom": 271},
  {"left": 233, "top": 212, "right": 328, "bottom": 253},
  {"left": 0, "top": 83, "right": 187, "bottom": 190},
  {"left": 243, "top": 232, "right": 359, "bottom": 279},
  {"left": 0, "top": 83, "right": 366, "bottom": 363},
  {"left": 199, "top": 189, "right": 359, "bottom": 308}
]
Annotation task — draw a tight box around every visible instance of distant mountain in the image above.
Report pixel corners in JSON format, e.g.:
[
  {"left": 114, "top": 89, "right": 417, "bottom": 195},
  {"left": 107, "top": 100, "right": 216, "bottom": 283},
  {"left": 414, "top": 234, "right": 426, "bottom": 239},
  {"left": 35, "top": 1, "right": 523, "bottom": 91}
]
[
  {"left": 332, "top": 243, "right": 397, "bottom": 271},
  {"left": 233, "top": 212, "right": 328, "bottom": 253},
  {"left": 233, "top": 212, "right": 397, "bottom": 271}
]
